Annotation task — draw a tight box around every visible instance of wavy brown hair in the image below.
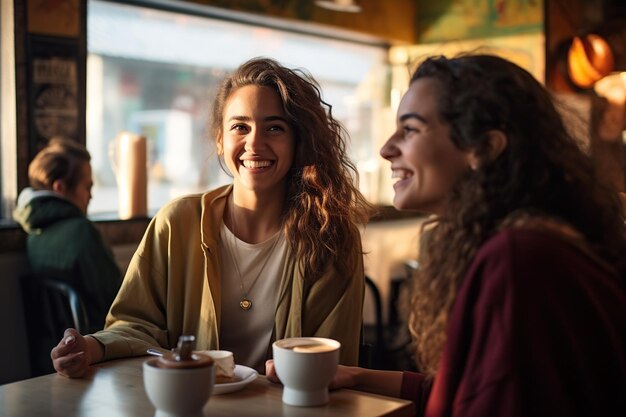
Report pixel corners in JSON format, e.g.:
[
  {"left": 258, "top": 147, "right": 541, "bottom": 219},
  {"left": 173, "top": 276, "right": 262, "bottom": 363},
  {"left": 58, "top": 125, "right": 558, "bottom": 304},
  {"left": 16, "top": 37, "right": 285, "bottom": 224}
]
[
  {"left": 211, "top": 57, "right": 373, "bottom": 282},
  {"left": 407, "top": 55, "right": 626, "bottom": 375}
]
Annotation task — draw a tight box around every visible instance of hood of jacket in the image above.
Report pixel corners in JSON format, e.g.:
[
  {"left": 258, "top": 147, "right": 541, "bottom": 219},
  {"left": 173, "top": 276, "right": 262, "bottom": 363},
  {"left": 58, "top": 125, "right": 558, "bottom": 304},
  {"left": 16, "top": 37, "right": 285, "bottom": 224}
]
[{"left": 13, "top": 187, "right": 84, "bottom": 234}]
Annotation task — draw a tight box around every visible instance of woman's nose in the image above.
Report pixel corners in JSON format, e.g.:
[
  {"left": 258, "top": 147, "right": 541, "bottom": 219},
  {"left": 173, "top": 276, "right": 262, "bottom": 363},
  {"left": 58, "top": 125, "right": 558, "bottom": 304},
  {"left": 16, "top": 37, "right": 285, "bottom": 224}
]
[
  {"left": 244, "top": 128, "right": 265, "bottom": 151},
  {"left": 380, "top": 132, "right": 400, "bottom": 160}
]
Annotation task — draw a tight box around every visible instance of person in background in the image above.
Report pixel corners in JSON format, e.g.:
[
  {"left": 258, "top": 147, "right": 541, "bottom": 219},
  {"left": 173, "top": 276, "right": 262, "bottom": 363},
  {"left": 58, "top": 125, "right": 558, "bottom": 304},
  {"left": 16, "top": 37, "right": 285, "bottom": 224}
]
[
  {"left": 267, "top": 54, "right": 626, "bottom": 416},
  {"left": 13, "top": 138, "right": 122, "bottom": 332},
  {"left": 51, "top": 57, "right": 372, "bottom": 377}
]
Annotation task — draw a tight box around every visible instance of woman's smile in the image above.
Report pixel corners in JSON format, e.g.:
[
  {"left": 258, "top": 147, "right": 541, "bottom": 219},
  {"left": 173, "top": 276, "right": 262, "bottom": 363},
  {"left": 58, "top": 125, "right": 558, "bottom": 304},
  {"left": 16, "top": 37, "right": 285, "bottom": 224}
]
[{"left": 240, "top": 159, "right": 274, "bottom": 170}]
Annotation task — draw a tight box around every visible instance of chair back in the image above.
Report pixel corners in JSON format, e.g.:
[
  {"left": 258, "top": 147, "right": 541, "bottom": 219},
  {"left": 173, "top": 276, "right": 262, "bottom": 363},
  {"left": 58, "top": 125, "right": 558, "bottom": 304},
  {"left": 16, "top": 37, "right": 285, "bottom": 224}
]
[
  {"left": 359, "top": 275, "right": 385, "bottom": 368},
  {"left": 20, "top": 272, "right": 90, "bottom": 377}
]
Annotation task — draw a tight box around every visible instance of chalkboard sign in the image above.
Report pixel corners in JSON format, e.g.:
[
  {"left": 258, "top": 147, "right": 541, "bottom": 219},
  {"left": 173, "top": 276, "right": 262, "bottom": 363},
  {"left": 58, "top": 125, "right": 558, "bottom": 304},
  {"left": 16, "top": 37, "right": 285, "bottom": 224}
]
[{"left": 27, "top": 35, "right": 86, "bottom": 159}]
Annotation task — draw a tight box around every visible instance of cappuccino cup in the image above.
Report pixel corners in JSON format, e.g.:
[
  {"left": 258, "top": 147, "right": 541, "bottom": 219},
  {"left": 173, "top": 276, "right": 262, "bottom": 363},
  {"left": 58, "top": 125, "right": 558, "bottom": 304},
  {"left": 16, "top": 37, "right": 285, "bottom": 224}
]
[{"left": 272, "top": 337, "right": 340, "bottom": 407}]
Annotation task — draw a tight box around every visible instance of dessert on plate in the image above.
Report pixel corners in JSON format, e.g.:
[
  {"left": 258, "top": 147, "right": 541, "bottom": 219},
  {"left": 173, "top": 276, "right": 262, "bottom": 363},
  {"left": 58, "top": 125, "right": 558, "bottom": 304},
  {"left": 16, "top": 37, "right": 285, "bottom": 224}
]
[{"left": 202, "top": 350, "right": 238, "bottom": 383}]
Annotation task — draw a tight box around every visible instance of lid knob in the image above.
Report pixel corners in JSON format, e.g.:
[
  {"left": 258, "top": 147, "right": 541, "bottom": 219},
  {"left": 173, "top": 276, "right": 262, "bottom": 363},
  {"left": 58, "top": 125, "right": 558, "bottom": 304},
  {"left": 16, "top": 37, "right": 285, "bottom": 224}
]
[{"left": 156, "top": 335, "right": 213, "bottom": 369}]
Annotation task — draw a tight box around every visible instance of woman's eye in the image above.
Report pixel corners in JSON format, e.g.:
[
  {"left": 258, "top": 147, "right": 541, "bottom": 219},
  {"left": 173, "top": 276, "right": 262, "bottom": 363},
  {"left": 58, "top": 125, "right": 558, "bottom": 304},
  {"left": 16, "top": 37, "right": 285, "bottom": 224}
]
[
  {"left": 231, "top": 124, "right": 248, "bottom": 132},
  {"left": 268, "top": 125, "right": 285, "bottom": 132},
  {"left": 403, "top": 126, "right": 419, "bottom": 135}
]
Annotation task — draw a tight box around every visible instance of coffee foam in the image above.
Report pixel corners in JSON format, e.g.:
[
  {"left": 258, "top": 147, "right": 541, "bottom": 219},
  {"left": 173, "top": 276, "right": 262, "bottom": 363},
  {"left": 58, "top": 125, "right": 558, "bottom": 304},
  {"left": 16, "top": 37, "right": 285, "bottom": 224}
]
[{"left": 292, "top": 344, "right": 336, "bottom": 353}]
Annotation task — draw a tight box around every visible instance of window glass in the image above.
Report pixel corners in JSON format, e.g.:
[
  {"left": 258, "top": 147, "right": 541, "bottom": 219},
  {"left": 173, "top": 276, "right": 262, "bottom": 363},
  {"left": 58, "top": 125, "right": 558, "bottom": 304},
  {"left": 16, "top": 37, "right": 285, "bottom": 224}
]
[
  {"left": 87, "top": 0, "right": 389, "bottom": 216},
  {"left": 0, "top": 0, "right": 2, "bottom": 220},
  {"left": 0, "top": 0, "right": 17, "bottom": 223}
]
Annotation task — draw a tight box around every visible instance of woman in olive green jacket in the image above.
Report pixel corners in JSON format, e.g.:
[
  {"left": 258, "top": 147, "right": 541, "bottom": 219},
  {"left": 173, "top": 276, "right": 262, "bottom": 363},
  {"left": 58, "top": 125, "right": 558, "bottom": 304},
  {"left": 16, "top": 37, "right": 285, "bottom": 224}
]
[{"left": 51, "top": 58, "right": 372, "bottom": 377}]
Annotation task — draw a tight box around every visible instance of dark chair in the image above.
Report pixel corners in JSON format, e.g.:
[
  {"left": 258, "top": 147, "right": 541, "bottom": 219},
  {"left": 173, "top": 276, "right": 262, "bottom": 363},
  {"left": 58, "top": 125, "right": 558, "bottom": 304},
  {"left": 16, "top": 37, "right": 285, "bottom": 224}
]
[
  {"left": 365, "top": 275, "right": 385, "bottom": 353},
  {"left": 20, "top": 272, "right": 90, "bottom": 377},
  {"left": 359, "top": 331, "right": 373, "bottom": 368},
  {"left": 381, "top": 260, "right": 421, "bottom": 372},
  {"left": 367, "top": 265, "right": 419, "bottom": 372},
  {"left": 359, "top": 275, "right": 385, "bottom": 368}
]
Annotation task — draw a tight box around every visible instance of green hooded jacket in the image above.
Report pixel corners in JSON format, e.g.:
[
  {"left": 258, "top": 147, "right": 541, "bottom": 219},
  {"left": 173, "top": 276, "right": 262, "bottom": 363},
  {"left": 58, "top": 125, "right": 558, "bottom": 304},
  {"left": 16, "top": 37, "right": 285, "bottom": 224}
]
[{"left": 13, "top": 188, "right": 122, "bottom": 332}]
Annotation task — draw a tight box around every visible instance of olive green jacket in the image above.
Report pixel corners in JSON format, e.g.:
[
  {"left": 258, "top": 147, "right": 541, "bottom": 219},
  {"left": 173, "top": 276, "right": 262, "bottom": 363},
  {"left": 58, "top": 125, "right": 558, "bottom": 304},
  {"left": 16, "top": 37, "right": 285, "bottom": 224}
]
[{"left": 93, "top": 185, "right": 364, "bottom": 365}]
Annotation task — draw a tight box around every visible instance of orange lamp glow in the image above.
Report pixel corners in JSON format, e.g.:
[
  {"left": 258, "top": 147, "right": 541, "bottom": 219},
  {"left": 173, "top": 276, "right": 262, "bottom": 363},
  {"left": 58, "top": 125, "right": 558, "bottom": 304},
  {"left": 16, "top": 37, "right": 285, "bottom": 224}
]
[{"left": 567, "top": 34, "right": 615, "bottom": 89}]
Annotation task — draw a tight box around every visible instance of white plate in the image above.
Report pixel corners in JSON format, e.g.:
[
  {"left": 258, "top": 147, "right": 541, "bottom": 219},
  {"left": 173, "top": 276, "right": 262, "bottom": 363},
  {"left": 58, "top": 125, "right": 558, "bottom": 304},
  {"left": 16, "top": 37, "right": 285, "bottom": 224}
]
[{"left": 213, "top": 365, "right": 258, "bottom": 395}]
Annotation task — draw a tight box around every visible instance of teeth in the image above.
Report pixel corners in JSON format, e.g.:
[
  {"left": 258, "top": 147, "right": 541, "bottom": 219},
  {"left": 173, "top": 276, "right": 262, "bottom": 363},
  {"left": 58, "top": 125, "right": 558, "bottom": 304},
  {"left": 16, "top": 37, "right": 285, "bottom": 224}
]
[
  {"left": 242, "top": 160, "right": 272, "bottom": 169},
  {"left": 391, "top": 169, "right": 412, "bottom": 180}
]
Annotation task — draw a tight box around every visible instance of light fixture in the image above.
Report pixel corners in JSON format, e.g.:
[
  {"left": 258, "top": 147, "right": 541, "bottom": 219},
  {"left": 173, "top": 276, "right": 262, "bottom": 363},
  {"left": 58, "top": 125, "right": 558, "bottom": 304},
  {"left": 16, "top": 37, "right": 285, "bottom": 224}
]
[
  {"left": 567, "top": 33, "right": 614, "bottom": 89},
  {"left": 315, "top": 0, "right": 362, "bottom": 13}
]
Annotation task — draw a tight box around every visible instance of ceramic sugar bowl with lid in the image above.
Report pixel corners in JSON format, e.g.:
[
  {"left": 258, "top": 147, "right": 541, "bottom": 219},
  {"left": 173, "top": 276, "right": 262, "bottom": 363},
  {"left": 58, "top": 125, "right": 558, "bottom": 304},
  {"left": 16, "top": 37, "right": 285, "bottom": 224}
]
[{"left": 143, "top": 335, "right": 215, "bottom": 417}]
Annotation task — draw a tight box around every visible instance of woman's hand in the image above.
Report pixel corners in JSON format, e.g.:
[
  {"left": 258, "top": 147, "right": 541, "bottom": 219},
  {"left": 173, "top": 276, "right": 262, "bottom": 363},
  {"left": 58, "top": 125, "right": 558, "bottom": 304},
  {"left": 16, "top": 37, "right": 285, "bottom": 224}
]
[
  {"left": 265, "top": 359, "right": 403, "bottom": 397},
  {"left": 264, "top": 359, "right": 280, "bottom": 383},
  {"left": 265, "top": 360, "right": 359, "bottom": 390},
  {"left": 50, "top": 328, "right": 103, "bottom": 378}
]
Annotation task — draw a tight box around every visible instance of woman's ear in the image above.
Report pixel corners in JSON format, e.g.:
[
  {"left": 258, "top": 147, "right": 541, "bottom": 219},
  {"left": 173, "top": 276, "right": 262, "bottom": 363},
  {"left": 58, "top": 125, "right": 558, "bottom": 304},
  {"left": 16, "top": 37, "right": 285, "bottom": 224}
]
[
  {"left": 467, "top": 130, "right": 508, "bottom": 170},
  {"left": 485, "top": 129, "right": 508, "bottom": 161},
  {"left": 467, "top": 151, "right": 479, "bottom": 170}
]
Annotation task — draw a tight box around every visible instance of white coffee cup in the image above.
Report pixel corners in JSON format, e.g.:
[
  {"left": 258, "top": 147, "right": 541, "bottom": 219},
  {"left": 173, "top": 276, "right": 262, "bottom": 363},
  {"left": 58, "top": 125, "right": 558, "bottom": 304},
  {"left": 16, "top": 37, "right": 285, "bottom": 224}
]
[
  {"left": 143, "top": 358, "right": 214, "bottom": 417},
  {"left": 272, "top": 337, "right": 340, "bottom": 407}
]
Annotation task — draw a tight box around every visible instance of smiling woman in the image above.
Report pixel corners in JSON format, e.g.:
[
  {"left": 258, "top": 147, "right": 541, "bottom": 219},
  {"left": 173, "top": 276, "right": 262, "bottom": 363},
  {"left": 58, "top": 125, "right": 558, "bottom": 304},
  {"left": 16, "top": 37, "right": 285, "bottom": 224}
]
[
  {"left": 267, "top": 54, "right": 626, "bottom": 417},
  {"left": 50, "top": 57, "right": 373, "bottom": 379}
]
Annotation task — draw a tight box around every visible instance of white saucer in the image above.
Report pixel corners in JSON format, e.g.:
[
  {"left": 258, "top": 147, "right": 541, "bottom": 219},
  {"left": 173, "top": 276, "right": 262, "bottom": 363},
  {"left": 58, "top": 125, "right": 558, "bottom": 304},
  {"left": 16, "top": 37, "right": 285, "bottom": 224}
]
[{"left": 213, "top": 365, "right": 258, "bottom": 395}]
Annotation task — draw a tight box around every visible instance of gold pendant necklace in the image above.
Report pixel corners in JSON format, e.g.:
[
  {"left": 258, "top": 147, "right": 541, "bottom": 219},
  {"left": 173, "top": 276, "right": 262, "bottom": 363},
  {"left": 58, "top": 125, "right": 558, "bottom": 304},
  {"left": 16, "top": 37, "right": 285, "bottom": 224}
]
[{"left": 227, "top": 200, "right": 281, "bottom": 311}]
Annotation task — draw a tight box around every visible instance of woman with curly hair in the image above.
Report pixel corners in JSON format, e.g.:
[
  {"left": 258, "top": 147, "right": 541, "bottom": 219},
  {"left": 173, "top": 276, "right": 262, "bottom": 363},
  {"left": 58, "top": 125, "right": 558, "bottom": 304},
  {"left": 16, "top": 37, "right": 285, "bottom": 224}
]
[
  {"left": 267, "top": 54, "right": 626, "bottom": 415},
  {"left": 52, "top": 57, "right": 372, "bottom": 377}
]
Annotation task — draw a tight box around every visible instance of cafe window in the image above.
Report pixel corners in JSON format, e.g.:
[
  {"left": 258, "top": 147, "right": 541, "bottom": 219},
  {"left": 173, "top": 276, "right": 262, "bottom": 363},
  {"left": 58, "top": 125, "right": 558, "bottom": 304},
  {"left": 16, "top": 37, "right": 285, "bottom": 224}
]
[
  {"left": 86, "top": 0, "right": 389, "bottom": 217},
  {"left": 0, "top": 0, "right": 17, "bottom": 223},
  {"left": 0, "top": 0, "right": 3, "bottom": 220}
]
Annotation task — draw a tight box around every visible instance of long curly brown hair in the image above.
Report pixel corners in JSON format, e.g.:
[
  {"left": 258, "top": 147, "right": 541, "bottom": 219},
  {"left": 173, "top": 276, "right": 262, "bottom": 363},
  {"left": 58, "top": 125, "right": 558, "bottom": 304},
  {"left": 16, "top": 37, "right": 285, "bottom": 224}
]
[
  {"left": 407, "top": 55, "right": 626, "bottom": 376},
  {"left": 211, "top": 57, "right": 373, "bottom": 282}
]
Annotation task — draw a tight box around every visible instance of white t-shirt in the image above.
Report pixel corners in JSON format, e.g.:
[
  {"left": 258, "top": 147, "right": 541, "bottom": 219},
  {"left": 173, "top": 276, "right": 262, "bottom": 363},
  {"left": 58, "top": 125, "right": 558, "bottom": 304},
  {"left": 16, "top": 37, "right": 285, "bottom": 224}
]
[{"left": 219, "top": 224, "right": 287, "bottom": 372}]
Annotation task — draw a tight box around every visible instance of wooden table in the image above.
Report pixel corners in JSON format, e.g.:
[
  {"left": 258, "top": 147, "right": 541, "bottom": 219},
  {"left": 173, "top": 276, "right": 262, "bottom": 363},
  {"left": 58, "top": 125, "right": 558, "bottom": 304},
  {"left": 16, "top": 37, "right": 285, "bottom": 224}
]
[{"left": 0, "top": 357, "right": 414, "bottom": 417}]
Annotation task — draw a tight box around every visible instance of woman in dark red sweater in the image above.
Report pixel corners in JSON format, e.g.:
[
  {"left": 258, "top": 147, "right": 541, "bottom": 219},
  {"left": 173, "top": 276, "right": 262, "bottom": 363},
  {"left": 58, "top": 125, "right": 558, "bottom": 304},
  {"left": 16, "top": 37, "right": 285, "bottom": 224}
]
[{"left": 268, "top": 54, "right": 626, "bottom": 416}]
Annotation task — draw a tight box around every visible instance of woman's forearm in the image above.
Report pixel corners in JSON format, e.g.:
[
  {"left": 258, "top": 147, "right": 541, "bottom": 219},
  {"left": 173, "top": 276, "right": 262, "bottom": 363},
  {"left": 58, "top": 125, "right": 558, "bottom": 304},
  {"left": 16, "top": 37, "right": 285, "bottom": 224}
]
[{"left": 344, "top": 366, "right": 404, "bottom": 398}]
